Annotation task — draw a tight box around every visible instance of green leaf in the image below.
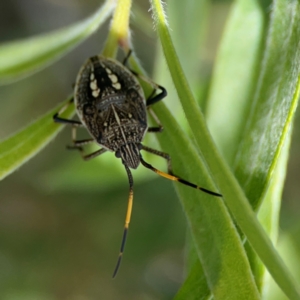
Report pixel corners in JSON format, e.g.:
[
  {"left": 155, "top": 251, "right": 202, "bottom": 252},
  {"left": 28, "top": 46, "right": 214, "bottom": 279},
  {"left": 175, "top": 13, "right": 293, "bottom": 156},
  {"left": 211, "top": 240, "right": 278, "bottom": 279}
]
[
  {"left": 150, "top": 0, "right": 300, "bottom": 299},
  {"left": 183, "top": 0, "right": 267, "bottom": 287},
  {"left": 234, "top": 0, "right": 300, "bottom": 211},
  {"left": 154, "top": 0, "right": 212, "bottom": 293},
  {"left": 263, "top": 232, "right": 300, "bottom": 300},
  {"left": 152, "top": 103, "right": 260, "bottom": 300},
  {"left": 206, "top": 0, "right": 270, "bottom": 165},
  {"left": 145, "top": 4, "right": 261, "bottom": 298},
  {"left": 206, "top": 0, "right": 300, "bottom": 294},
  {"left": 0, "top": 98, "right": 75, "bottom": 180},
  {"left": 174, "top": 259, "right": 210, "bottom": 300},
  {"left": 167, "top": 0, "right": 209, "bottom": 93},
  {"left": 0, "top": 0, "right": 115, "bottom": 84},
  {"left": 258, "top": 128, "right": 292, "bottom": 293},
  {"left": 239, "top": 0, "right": 300, "bottom": 292}
]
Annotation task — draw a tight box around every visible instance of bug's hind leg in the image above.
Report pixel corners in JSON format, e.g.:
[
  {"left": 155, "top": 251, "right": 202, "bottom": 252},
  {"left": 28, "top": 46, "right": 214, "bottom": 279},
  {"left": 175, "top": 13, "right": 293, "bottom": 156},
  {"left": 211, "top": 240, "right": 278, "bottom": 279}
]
[
  {"left": 140, "top": 144, "right": 173, "bottom": 175},
  {"left": 140, "top": 155, "right": 222, "bottom": 197},
  {"left": 140, "top": 147, "right": 222, "bottom": 197},
  {"left": 140, "top": 145, "right": 222, "bottom": 197}
]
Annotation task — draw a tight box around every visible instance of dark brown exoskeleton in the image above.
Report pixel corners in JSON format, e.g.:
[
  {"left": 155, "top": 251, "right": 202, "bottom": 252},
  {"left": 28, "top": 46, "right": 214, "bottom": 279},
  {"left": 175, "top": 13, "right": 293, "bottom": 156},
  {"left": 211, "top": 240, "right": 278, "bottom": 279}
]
[{"left": 53, "top": 51, "right": 222, "bottom": 278}]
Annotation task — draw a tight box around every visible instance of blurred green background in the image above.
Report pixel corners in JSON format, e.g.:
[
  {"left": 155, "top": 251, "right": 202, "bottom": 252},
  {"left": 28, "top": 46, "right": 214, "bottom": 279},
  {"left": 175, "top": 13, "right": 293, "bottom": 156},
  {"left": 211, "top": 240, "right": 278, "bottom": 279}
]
[{"left": 0, "top": 0, "right": 300, "bottom": 299}]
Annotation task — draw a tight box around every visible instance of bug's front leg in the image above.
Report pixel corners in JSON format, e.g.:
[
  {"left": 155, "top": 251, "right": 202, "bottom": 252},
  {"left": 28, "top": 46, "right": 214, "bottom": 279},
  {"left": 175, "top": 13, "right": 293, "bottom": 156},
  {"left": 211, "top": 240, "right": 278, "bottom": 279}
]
[{"left": 53, "top": 98, "right": 82, "bottom": 127}]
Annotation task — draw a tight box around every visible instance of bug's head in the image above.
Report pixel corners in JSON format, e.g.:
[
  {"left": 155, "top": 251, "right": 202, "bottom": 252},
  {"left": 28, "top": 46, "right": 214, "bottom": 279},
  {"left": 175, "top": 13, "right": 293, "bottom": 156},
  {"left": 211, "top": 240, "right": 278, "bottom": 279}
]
[{"left": 116, "top": 143, "right": 142, "bottom": 169}]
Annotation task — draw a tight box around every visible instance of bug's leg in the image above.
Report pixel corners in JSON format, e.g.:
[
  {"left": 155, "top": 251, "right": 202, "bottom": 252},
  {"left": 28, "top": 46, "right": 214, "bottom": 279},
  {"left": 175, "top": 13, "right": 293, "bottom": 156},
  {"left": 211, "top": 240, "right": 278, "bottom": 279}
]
[
  {"left": 121, "top": 49, "right": 167, "bottom": 107},
  {"left": 53, "top": 98, "right": 83, "bottom": 126},
  {"left": 145, "top": 85, "right": 167, "bottom": 132},
  {"left": 147, "top": 108, "right": 163, "bottom": 133},
  {"left": 67, "top": 126, "right": 107, "bottom": 160},
  {"left": 113, "top": 164, "right": 134, "bottom": 278},
  {"left": 146, "top": 84, "right": 167, "bottom": 107},
  {"left": 68, "top": 142, "right": 106, "bottom": 161},
  {"left": 141, "top": 144, "right": 172, "bottom": 174},
  {"left": 131, "top": 77, "right": 167, "bottom": 107},
  {"left": 80, "top": 148, "right": 107, "bottom": 161},
  {"left": 140, "top": 154, "right": 222, "bottom": 197},
  {"left": 54, "top": 98, "right": 96, "bottom": 158},
  {"left": 121, "top": 50, "right": 167, "bottom": 130},
  {"left": 69, "top": 125, "right": 92, "bottom": 149},
  {"left": 122, "top": 49, "right": 132, "bottom": 66},
  {"left": 144, "top": 80, "right": 166, "bottom": 131},
  {"left": 67, "top": 138, "right": 95, "bottom": 150}
]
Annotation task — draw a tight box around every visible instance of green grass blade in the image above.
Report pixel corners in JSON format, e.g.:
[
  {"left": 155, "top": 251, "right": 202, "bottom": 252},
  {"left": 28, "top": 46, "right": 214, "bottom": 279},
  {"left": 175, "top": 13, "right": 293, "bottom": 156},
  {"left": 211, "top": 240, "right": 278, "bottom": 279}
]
[
  {"left": 153, "top": 103, "right": 260, "bottom": 300},
  {"left": 205, "top": 0, "right": 300, "bottom": 293},
  {"left": 150, "top": 0, "right": 300, "bottom": 299},
  {"left": 0, "top": 0, "right": 115, "bottom": 84},
  {"left": 238, "top": 0, "right": 300, "bottom": 291},
  {"left": 133, "top": 30, "right": 259, "bottom": 299},
  {"left": 167, "top": 0, "right": 209, "bottom": 93},
  {"left": 174, "top": 259, "right": 210, "bottom": 300},
  {"left": 258, "top": 128, "right": 292, "bottom": 293},
  {"left": 155, "top": 0, "right": 211, "bottom": 278},
  {"left": 180, "top": 0, "right": 269, "bottom": 294},
  {"left": 135, "top": 6, "right": 260, "bottom": 296},
  {"left": 234, "top": 0, "right": 300, "bottom": 210},
  {"left": 206, "top": 0, "right": 270, "bottom": 165},
  {"left": 0, "top": 98, "right": 75, "bottom": 180}
]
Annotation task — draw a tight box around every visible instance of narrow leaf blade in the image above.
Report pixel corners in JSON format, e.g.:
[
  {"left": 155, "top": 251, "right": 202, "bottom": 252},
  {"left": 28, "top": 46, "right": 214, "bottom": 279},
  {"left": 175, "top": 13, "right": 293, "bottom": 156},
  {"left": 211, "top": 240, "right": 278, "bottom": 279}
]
[
  {"left": 0, "top": 98, "right": 75, "bottom": 180},
  {"left": 0, "top": 0, "right": 115, "bottom": 84},
  {"left": 150, "top": 0, "right": 300, "bottom": 299}
]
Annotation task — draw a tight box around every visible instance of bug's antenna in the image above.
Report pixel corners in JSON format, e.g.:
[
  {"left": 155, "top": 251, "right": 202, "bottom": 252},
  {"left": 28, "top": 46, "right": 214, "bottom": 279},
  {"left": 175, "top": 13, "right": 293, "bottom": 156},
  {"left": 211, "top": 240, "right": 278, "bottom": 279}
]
[
  {"left": 140, "top": 157, "right": 222, "bottom": 197},
  {"left": 112, "top": 164, "right": 134, "bottom": 278}
]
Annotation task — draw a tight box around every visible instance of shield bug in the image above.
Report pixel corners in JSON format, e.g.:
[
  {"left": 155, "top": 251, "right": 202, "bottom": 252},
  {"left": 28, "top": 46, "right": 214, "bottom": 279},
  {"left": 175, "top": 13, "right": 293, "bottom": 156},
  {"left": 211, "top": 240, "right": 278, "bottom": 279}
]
[{"left": 53, "top": 51, "right": 222, "bottom": 277}]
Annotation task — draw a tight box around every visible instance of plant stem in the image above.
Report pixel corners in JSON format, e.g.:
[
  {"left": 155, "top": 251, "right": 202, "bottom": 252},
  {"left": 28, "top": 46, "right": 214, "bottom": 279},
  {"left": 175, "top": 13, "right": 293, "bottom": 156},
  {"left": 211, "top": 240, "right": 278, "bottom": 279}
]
[{"left": 102, "top": 0, "right": 132, "bottom": 57}]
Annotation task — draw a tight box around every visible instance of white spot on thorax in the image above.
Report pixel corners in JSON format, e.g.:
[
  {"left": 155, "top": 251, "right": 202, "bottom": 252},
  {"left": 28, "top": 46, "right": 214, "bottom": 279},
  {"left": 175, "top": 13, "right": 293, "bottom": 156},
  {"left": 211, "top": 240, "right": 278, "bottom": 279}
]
[
  {"left": 109, "top": 74, "right": 118, "bottom": 83},
  {"left": 105, "top": 68, "right": 112, "bottom": 74},
  {"left": 90, "top": 80, "right": 98, "bottom": 90},
  {"left": 89, "top": 69, "right": 100, "bottom": 97}
]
